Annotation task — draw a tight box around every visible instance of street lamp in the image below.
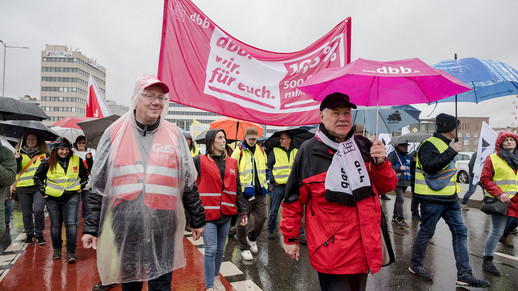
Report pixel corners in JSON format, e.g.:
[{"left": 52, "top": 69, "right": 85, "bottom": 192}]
[{"left": 0, "top": 40, "right": 30, "bottom": 97}]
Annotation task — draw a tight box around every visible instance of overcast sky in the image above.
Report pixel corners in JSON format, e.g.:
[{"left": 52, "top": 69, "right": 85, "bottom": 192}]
[{"left": 1, "top": 0, "right": 517, "bottom": 127}]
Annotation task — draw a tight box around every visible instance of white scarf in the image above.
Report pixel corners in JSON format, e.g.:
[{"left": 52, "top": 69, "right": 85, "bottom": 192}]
[{"left": 316, "top": 128, "right": 376, "bottom": 205}]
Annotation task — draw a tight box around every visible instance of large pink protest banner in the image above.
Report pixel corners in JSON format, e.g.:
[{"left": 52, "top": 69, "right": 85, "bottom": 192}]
[{"left": 158, "top": 0, "right": 351, "bottom": 126}]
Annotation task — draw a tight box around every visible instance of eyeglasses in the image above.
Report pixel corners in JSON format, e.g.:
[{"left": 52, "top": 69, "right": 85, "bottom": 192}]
[{"left": 141, "top": 93, "right": 168, "bottom": 102}]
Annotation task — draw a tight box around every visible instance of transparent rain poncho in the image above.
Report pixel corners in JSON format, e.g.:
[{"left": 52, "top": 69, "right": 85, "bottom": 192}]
[{"left": 90, "top": 76, "right": 197, "bottom": 284}]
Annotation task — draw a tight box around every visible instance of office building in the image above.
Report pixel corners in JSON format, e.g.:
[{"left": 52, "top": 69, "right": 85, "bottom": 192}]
[{"left": 39, "top": 44, "right": 106, "bottom": 126}]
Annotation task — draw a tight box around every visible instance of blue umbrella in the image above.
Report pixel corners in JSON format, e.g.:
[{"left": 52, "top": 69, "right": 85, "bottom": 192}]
[
  {"left": 432, "top": 57, "right": 518, "bottom": 103},
  {"left": 352, "top": 106, "right": 420, "bottom": 134}
]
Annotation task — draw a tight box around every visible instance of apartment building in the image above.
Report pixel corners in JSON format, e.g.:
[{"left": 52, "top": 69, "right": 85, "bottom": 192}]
[{"left": 39, "top": 45, "right": 106, "bottom": 126}]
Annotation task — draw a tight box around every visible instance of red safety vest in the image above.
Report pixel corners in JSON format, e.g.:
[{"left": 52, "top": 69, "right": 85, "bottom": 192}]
[
  {"left": 197, "top": 155, "right": 238, "bottom": 220},
  {"left": 110, "top": 120, "right": 180, "bottom": 210}
]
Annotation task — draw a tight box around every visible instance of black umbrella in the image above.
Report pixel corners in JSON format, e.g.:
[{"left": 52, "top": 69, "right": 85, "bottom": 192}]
[
  {"left": 263, "top": 127, "right": 315, "bottom": 153},
  {"left": 0, "top": 96, "right": 49, "bottom": 121},
  {"left": 0, "top": 120, "right": 59, "bottom": 141},
  {"left": 77, "top": 115, "right": 121, "bottom": 149}
]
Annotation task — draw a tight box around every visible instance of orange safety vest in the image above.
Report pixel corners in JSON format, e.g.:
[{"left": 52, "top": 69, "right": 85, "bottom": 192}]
[
  {"left": 110, "top": 120, "right": 180, "bottom": 210},
  {"left": 197, "top": 155, "right": 238, "bottom": 220}
]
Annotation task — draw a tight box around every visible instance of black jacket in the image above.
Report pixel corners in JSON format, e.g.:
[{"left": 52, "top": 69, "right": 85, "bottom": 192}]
[
  {"left": 415, "top": 132, "right": 459, "bottom": 203},
  {"left": 33, "top": 155, "right": 89, "bottom": 201}
]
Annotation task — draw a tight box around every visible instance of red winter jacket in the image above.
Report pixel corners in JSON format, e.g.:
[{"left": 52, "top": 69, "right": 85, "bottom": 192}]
[
  {"left": 480, "top": 131, "right": 518, "bottom": 218},
  {"left": 280, "top": 133, "right": 397, "bottom": 275}
]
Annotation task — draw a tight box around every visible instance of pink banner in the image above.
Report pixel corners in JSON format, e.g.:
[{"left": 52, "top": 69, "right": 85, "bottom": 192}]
[{"left": 158, "top": 0, "right": 351, "bottom": 126}]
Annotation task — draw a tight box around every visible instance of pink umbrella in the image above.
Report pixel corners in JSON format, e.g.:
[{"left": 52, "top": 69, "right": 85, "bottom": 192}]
[
  {"left": 298, "top": 58, "right": 471, "bottom": 106},
  {"left": 298, "top": 58, "right": 471, "bottom": 135}
]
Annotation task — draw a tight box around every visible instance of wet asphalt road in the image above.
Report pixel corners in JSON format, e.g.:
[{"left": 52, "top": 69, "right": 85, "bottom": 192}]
[
  {"left": 2, "top": 183, "right": 518, "bottom": 290},
  {"left": 219, "top": 183, "right": 518, "bottom": 291}
]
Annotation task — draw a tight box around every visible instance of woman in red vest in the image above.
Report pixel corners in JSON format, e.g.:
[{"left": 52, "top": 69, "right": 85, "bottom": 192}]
[{"left": 194, "top": 129, "right": 248, "bottom": 291}]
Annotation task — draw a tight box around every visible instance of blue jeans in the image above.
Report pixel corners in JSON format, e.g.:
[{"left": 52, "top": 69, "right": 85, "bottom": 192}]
[
  {"left": 267, "top": 184, "right": 285, "bottom": 232},
  {"left": 121, "top": 271, "right": 173, "bottom": 291},
  {"left": 461, "top": 176, "right": 481, "bottom": 205},
  {"left": 18, "top": 190, "right": 46, "bottom": 237},
  {"left": 504, "top": 217, "right": 518, "bottom": 236},
  {"left": 410, "top": 201, "right": 471, "bottom": 278},
  {"left": 202, "top": 221, "right": 231, "bottom": 288},
  {"left": 484, "top": 214, "right": 508, "bottom": 256},
  {"left": 45, "top": 195, "right": 80, "bottom": 253},
  {"left": 5, "top": 198, "right": 12, "bottom": 226}
]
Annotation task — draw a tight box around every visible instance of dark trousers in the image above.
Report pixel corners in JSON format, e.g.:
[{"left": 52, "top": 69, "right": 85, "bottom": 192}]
[
  {"left": 410, "top": 184, "right": 420, "bottom": 217},
  {"left": 45, "top": 194, "right": 80, "bottom": 253},
  {"left": 237, "top": 194, "right": 266, "bottom": 250},
  {"left": 121, "top": 272, "right": 173, "bottom": 291},
  {"left": 392, "top": 186, "right": 407, "bottom": 220},
  {"left": 504, "top": 217, "right": 518, "bottom": 236},
  {"left": 317, "top": 272, "right": 368, "bottom": 291},
  {"left": 18, "top": 190, "right": 46, "bottom": 237}
]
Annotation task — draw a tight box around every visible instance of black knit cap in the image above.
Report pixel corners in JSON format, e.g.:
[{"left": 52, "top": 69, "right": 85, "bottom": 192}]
[
  {"left": 319, "top": 92, "right": 357, "bottom": 111},
  {"left": 436, "top": 113, "right": 459, "bottom": 133},
  {"left": 51, "top": 137, "right": 72, "bottom": 152}
]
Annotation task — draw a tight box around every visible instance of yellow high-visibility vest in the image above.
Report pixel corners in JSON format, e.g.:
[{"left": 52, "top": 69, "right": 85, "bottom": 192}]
[
  {"left": 486, "top": 153, "right": 518, "bottom": 199},
  {"left": 16, "top": 153, "right": 45, "bottom": 187},
  {"left": 272, "top": 147, "right": 298, "bottom": 184},
  {"left": 415, "top": 137, "right": 461, "bottom": 195},
  {"left": 45, "top": 155, "right": 81, "bottom": 197},
  {"left": 232, "top": 145, "right": 268, "bottom": 194}
]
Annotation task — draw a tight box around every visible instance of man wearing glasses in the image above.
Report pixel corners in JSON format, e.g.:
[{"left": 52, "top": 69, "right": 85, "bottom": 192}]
[{"left": 82, "top": 75, "right": 206, "bottom": 291}]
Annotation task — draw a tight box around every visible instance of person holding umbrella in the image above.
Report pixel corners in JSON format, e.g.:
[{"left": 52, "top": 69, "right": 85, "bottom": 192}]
[
  {"left": 33, "top": 137, "right": 89, "bottom": 262},
  {"left": 231, "top": 126, "right": 268, "bottom": 261},
  {"left": 388, "top": 142, "right": 412, "bottom": 229},
  {"left": 193, "top": 128, "right": 248, "bottom": 291},
  {"left": 14, "top": 132, "right": 50, "bottom": 245},
  {"left": 409, "top": 113, "right": 489, "bottom": 287},
  {"left": 479, "top": 131, "right": 518, "bottom": 276},
  {"left": 280, "top": 92, "right": 398, "bottom": 290}
]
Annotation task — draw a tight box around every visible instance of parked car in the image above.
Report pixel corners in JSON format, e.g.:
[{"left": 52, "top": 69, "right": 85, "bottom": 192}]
[{"left": 456, "top": 151, "right": 474, "bottom": 184}]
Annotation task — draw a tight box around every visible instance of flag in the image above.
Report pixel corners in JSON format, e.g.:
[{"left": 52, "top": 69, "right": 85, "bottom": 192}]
[
  {"left": 192, "top": 119, "right": 208, "bottom": 139},
  {"left": 87, "top": 74, "right": 112, "bottom": 118},
  {"left": 158, "top": 0, "right": 351, "bottom": 126},
  {"left": 472, "top": 121, "right": 497, "bottom": 184}
]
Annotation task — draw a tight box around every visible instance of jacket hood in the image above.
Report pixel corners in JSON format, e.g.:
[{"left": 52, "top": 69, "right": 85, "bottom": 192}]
[
  {"left": 205, "top": 129, "right": 225, "bottom": 154},
  {"left": 495, "top": 131, "right": 518, "bottom": 154}
]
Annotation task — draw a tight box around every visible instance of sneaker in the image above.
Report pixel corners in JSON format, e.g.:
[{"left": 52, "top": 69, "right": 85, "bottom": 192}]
[
  {"left": 67, "top": 252, "right": 76, "bottom": 263},
  {"left": 511, "top": 228, "right": 518, "bottom": 234},
  {"left": 456, "top": 272, "right": 490, "bottom": 287},
  {"left": 25, "top": 235, "right": 34, "bottom": 244},
  {"left": 267, "top": 231, "right": 275, "bottom": 240},
  {"left": 299, "top": 236, "right": 307, "bottom": 245},
  {"left": 247, "top": 237, "right": 258, "bottom": 253},
  {"left": 241, "top": 250, "right": 253, "bottom": 261},
  {"left": 37, "top": 236, "right": 46, "bottom": 245},
  {"left": 461, "top": 204, "right": 469, "bottom": 211},
  {"left": 53, "top": 249, "right": 62, "bottom": 260},
  {"left": 213, "top": 276, "right": 225, "bottom": 291},
  {"left": 92, "top": 282, "right": 118, "bottom": 291},
  {"left": 398, "top": 220, "right": 410, "bottom": 229},
  {"left": 499, "top": 235, "right": 514, "bottom": 248},
  {"left": 380, "top": 194, "right": 391, "bottom": 200},
  {"left": 408, "top": 266, "right": 433, "bottom": 281},
  {"left": 391, "top": 217, "right": 399, "bottom": 225}
]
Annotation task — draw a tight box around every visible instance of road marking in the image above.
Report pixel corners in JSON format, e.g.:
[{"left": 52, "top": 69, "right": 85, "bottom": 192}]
[{"left": 494, "top": 252, "right": 518, "bottom": 261}]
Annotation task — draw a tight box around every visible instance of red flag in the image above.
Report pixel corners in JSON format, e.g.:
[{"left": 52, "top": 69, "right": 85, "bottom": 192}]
[
  {"left": 86, "top": 75, "right": 111, "bottom": 118},
  {"left": 158, "top": 0, "right": 351, "bottom": 126}
]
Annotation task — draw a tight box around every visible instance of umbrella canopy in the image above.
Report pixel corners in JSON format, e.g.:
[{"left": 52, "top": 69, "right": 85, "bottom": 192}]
[
  {"left": 0, "top": 120, "right": 59, "bottom": 141},
  {"left": 209, "top": 117, "right": 264, "bottom": 141},
  {"left": 51, "top": 127, "right": 84, "bottom": 142},
  {"left": 431, "top": 57, "right": 518, "bottom": 103},
  {"left": 262, "top": 127, "right": 316, "bottom": 153},
  {"left": 0, "top": 96, "right": 49, "bottom": 121},
  {"left": 77, "top": 115, "right": 120, "bottom": 149},
  {"left": 52, "top": 117, "right": 95, "bottom": 129},
  {"left": 352, "top": 106, "right": 420, "bottom": 134},
  {"left": 298, "top": 58, "right": 471, "bottom": 106},
  {"left": 0, "top": 136, "right": 15, "bottom": 152},
  {"left": 389, "top": 132, "right": 431, "bottom": 146}
]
